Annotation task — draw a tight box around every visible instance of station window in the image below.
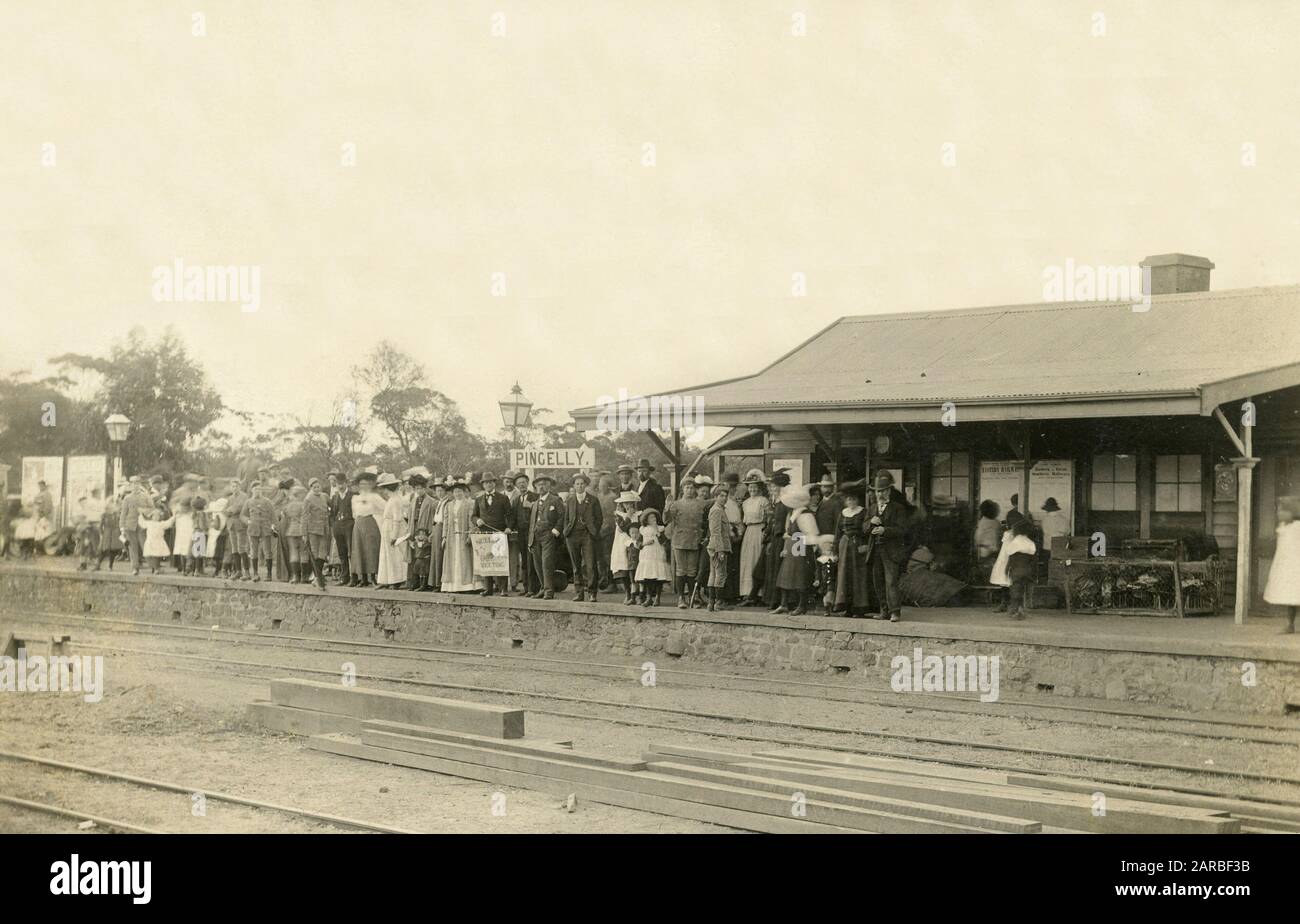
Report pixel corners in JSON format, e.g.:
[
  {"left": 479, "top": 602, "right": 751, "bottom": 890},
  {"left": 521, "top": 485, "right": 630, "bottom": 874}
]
[
  {"left": 1155, "top": 454, "right": 1202, "bottom": 512},
  {"left": 1091, "top": 453, "right": 1137, "bottom": 511},
  {"left": 930, "top": 451, "right": 970, "bottom": 501}
]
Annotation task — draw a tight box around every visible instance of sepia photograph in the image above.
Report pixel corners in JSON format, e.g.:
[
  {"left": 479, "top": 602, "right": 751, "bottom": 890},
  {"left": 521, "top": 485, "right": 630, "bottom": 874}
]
[{"left": 1, "top": 0, "right": 1295, "bottom": 906}]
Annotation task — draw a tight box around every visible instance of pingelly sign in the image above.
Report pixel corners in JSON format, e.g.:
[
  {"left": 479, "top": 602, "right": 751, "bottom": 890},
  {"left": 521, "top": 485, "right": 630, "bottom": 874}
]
[{"left": 509, "top": 446, "right": 594, "bottom": 471}]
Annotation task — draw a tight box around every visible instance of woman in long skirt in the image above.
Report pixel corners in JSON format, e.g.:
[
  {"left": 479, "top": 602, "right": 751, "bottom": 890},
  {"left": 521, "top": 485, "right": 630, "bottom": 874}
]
[
  {"left": 833, "top": 485, "right": 870, "bottom": 616},
  {"left": 428, "top": 484, "right": 450, "bottom": 591},
  {"left": 738, "top": 471, "right": 770, "bottom": 603},
  {"left": 97, "top": 497, "right": 124, "bottom": 570},
  {"left": 773, "top": 485, "right": 820, "bottom": 616},
  {"left": 349, "top": 473, "right": 383, "bottom": 586},
  {"left": 441, "top": 482, "right": 477, "bottom": 592},
  {"left": 376, "top": 475, "right": 409, "bottom": 588}
]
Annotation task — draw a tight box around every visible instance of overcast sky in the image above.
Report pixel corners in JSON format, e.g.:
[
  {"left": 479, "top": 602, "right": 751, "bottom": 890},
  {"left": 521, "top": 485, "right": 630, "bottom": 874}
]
[{"left": 3, "top": 1, "right": 1299, "bottom": 440}]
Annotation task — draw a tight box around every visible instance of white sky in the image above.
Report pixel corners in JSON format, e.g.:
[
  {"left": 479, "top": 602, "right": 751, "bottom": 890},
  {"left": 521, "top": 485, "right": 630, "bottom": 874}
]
[{"left": 3, "top": 1, "right": 1299, "bottom": 439}]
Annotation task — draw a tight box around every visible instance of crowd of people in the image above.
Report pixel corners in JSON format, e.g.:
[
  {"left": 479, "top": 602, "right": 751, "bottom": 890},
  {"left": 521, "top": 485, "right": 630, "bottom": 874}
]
[{"left": 4, "top": 458, "right": 991, "bottom": 621}]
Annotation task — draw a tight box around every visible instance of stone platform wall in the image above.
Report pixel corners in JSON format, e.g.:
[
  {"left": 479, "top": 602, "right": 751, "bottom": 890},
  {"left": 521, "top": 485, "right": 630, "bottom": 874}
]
[{"left": 2, "top": 569, "right": 1296, "bottom": 716}]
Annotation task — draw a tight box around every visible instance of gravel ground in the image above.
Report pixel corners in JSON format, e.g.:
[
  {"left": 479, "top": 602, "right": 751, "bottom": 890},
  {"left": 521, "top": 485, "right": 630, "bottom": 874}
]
[{"left": 3, "top": 608, "right": 1299, "bottom": 833}]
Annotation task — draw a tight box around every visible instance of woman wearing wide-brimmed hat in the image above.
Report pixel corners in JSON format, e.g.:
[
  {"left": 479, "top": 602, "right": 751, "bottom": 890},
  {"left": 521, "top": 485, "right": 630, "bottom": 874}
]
[
  {"left": 772, "top": 484, "right": 821, "bottom": 616},
  {"left": 349, "top": 471, "right": 383, "bottom": 587},
  {"left": 376, "top": 473, "right": 409, "bottom": 588},
  {"left": 737, "top": 468, "right": 770, "bottom": 604},
  {"left": 440, "top": 479, "right": 477, "bottom": 592},
  {"left": 609, "top": 490, "right": 642, "bottom": 604}
]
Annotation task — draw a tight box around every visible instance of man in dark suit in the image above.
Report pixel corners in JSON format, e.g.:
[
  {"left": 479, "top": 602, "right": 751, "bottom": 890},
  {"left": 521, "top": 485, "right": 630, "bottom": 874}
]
[
  {"left": 866, "top": 471, "right": 912, "bottom": 623},
  {"left": 633, "top": 458, "right": 666, "bottom": 520},
  {"left": 509, "top": 473, "right": 538, "bottom": 595},
  {"left": 528, "top": 474, "right": 564, "bottom": 600},
  {"left": 328, "top": 471, "right": 357, "bottom": 586},
  {"left": 473, "top": 471, "right": 512, "bottom": 595},
  {"left": 562, "top": 472, "right": 603, "bottom": 602}
]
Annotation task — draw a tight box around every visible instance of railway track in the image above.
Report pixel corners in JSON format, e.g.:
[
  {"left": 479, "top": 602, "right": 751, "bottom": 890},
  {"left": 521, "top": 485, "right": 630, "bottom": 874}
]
[
  {"left": 0, "top": 750, "right": 416, "bottom": 834},
  {"left": 63, "top": 636, "right": 1300, "bottom": 809},
  {"left": 12, "top": 608, "right": 1300, "bottom": 746}
]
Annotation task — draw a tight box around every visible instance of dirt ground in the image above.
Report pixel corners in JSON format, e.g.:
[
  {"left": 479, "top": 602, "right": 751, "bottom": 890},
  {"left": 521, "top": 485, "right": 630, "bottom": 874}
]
[{"left": 3, "top": 601, "right": 1299, "bottom": 833}]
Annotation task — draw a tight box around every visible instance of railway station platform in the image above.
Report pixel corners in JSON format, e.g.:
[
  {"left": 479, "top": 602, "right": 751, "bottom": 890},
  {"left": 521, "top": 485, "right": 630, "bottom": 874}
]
[{"left": 3, "top": 560, "right": 1299, "bottom": 717}]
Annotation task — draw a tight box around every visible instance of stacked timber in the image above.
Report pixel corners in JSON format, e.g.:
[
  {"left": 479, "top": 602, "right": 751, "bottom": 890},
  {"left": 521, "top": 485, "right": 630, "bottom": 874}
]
[
  {"left": 248, "top": 678, "right": 526, "bottom": 739},
  {"left": 252, "top": 682, "right": 1285, "bottom": 833}
]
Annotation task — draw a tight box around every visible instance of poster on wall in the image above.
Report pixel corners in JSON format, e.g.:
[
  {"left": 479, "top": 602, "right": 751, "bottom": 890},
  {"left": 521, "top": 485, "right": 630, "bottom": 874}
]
[
  {"left": 1027, "top": 459, "right": 1074, "bottom": 539},
  {"left": 21, "top": 456, "right": 65, "bottom": 526},
  {"left": 978, "top": 460, "right": 1074, "bottom": 536},
  {"left": 65, "top": 455, "right": 107, "bottom": 508}
]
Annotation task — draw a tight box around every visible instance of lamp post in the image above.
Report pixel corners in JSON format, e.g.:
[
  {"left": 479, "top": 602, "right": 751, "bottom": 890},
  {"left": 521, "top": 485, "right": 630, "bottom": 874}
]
[
  {"left": 104, "top": 413, "right": 132, "bottom": 495},
  {"left": 498, "top": 382, "right": 533, "bottom": 474}
]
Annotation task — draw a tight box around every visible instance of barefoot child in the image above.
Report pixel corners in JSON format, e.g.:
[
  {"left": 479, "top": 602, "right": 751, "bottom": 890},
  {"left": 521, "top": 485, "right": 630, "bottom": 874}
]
[{"left": 1264, "top": 495, "right": 1300, "bottom": 634}]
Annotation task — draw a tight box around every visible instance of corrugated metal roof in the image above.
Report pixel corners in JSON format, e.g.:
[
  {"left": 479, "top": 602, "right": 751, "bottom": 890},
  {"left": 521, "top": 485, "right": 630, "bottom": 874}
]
[{"left": 577, "top": 286, "right": 1300, "bottom": 414}]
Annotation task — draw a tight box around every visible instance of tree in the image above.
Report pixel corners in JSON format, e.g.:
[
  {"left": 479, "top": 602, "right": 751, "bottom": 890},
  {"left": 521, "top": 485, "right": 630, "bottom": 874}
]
[
  {"left": 52, "top": 327, "right": 224, "bottom": 475},
  {"left": 0, "top": 371, "right": 100, "bottom": 472}
]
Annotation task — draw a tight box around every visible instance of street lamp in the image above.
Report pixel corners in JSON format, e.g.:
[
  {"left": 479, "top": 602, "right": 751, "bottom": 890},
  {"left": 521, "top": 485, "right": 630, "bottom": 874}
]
[
  {"left": 104, "top": 413, "right": 132, "bottom": 494},
  {"left": 498, "top": 382, "right": 533, "bottom": 448}
]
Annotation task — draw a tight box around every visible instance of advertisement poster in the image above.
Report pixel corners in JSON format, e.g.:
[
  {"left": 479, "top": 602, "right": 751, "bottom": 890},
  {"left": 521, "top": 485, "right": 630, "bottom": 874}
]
[
  {"left": 470, "top": 532, "right": 511, "bottom": 576},
  {"left": 65, "top": 455, "right": 107, "bottom": 506},
  {"left": 21, "top": 456, "right": 64, "bottom": 524},
  {"left": 978, "top": 460, "right": 1074, "bottom": 533}
]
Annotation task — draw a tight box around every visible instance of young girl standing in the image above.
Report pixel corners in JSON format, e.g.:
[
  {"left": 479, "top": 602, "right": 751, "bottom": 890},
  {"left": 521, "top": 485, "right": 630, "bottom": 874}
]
[
  {"left": 1264, "top": 495, "right": 1300, "bottom": 634},
  {"left": 634, "top": 509, "right": 672, "bottom": 606}
]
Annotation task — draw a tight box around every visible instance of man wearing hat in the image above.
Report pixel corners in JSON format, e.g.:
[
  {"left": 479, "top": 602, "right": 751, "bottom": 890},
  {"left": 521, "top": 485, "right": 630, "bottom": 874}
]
[
  {"left": 244, "top": 482, "right": 278, "bottom": 582},
  {"left": 615, "top": 463, "right": 637, "bottom": 496},
  {"left": 509, "top": 473, "right": 537, "bottom": 594},
  {"left": 562, "top": 473, "right": 603, "bottom": 602},
  {"left": 472, "top": 472, "right": 512, "bottom": 596},
  {"left": 689, "top": 474, "right": 716, "bottom": 604},
  {"left": 328, "top": 471, "right": 355, "bottom": 585},
  {"left": 120, "top": 477, "right": 151, "bottom": 575},
  {"left": 666, "top": 477, "right": 707, "bottom": 608},
  {"left": 527, "top": 473, "right": 565, "bottom": 600},
  {"left": 224, "top": 478, "right": 251, "bottom": 580},
  {"left": 867, "top": 471, "right": 912, "bottom": 622},
  {"left": 633, "top": 458, "right": 666, "bottom": 521}
]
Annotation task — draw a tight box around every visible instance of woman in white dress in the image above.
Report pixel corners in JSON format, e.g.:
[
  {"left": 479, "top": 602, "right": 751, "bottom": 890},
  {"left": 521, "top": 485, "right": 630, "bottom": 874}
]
[
  {"left": 440, "top": 481, "right": 477, "bottom": 592},
  {"left": 609, "top": 491, "right": 640, "bottom": 603},
  {"left": 376, "top": 474, "right": 409, "bottom": 588},
  {"left": 737, "top": 470, "right": 771, "bottom": 604}
]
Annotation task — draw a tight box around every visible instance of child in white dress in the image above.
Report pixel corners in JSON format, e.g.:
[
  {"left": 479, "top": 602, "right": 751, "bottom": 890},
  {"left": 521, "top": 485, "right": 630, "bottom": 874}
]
[
  {"left": 634, "top": 509, "right": 672, "bottom": 606},
  {"left": 138, "top": 508, "right": 175, "bottom": 574},
  {"left": 1264, "top": 495, "right": 1300, "bottom": 634}
]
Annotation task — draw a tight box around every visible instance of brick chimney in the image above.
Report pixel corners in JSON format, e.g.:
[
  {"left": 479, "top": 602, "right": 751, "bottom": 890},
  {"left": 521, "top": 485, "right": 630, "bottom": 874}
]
[{"left": 1140, "top": 253, "right": 1214, "bottom": 295}]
